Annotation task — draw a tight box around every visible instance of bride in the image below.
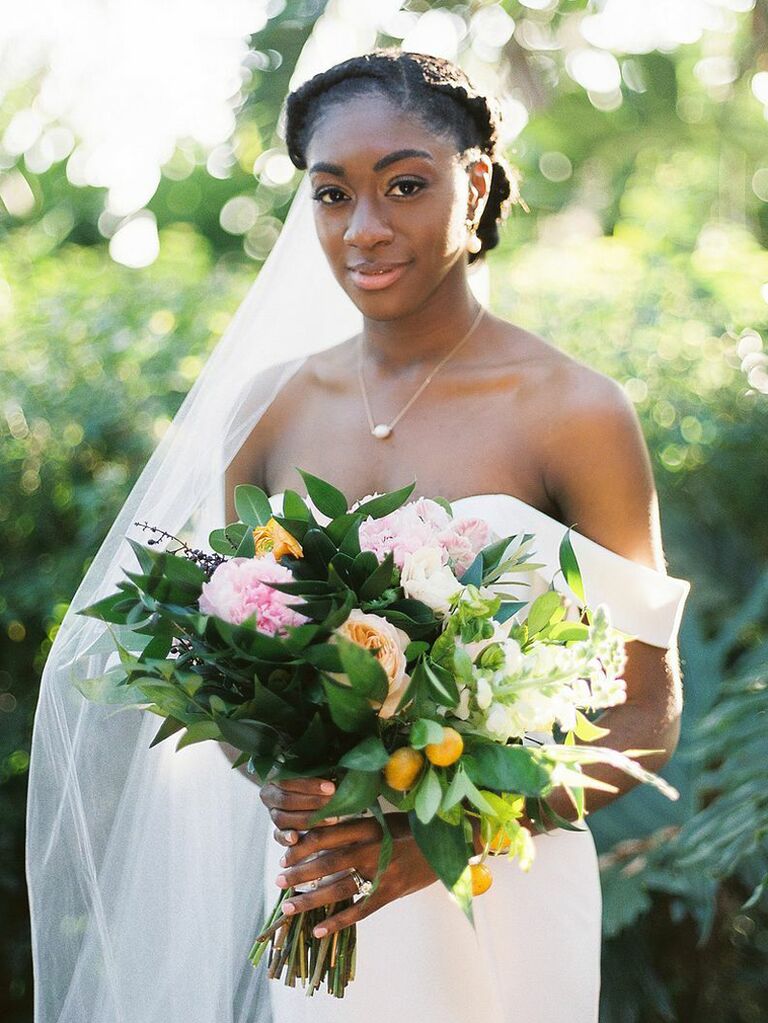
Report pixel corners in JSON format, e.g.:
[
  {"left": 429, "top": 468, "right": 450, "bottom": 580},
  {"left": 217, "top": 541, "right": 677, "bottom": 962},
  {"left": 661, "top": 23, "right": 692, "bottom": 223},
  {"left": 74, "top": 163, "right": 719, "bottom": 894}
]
[
  {"left": 25, "top": 48, "right": 690, "bottom": 1023},
  {"left": 224, "top": 50, "right": 688, "bottom": 1022}
]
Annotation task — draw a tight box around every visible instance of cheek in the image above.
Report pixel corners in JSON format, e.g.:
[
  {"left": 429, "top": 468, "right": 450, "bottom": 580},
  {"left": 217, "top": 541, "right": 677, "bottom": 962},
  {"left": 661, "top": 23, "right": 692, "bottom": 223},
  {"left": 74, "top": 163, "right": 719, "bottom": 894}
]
[{"left": 420, "top": 183, "right": 469, "bottom": 260}]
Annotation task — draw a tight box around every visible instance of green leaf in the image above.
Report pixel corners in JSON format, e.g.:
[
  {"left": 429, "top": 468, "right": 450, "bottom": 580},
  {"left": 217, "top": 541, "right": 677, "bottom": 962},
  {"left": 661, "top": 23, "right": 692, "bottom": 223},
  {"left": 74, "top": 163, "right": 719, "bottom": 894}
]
[
  {"left": 573, "top": 709, "right": 611, "bottom": 742},
  {"left": 442, "top": 764, "right": 472, "bottom": 812},
  {"left": 209, "top": 523, "right": 248, "bottom": 555},
  {"left": 217, "top": 717, "right": 279, "bottom": 757},
  {"left": 326, "top": 511, "right": 362, "bottom": 545},
  {"left": 126, "top": 536, "right": 159, "bottom": 574},
  {"left": 307, "top": 769, "right": 381, "bottom": 826},
  {"left": 235, "top": 526, "right": 255, "bottom": 558},
  {"left": 297, "top": 469, "right": 348, "bottom": 518},
  {"left": 282, "top": 622, "right": 321, "bottom": 652},
  {"left": 352, "top": 482, "right": 416, "bottom": 519},
  {"left": 235, "top": 484, "right": 273, "bottom": 527},
  {"left": 335, "top": 634, "right": 389, "bottom": 701},
  {"left": 321, "top": 676, "right": 377, "bottom": 733},
  {"left": 366, "top": 803, "right": 394, "bottom": 900},
  {"left": 339, "top": 735, "right": 390, "bottom": 771},
  {"left": 415, "top": 767, "right": 443, "bottom": 823},
  {"left": 527, "top": 591, "right": 564, "bottom": 635},
  {"left": 463, "top": 743, "right": 551, "bottom": 797},
  {"left": 301, "top": 528, "right": 338, "bottom": 571},
  {"left": 359, "top": 551, "right": 396, "bottom": 601},
  {"left": 283, "top": 489, "right": 310, "bottom": 522},
  {"left": 74, "top": 589, "right": 138, "bottom": 623},
  {"left": 175, "top": 719, "right": 222, "bottom": 750},
  {"left": 405, "top": 640, "right": 430, "bottom": 660},
  {"left": 459, "top": 551, "right": 483, "bottom": 586},
  {"left": 548, "top": 621, "right": 591, "bottom": 642},
  {"left": 285, "top": 712, "right": 330, "bottom": 766},
  {"left": 559, "top": 528, "right": 585, "bottom": 603},
  {"left": 493, "top": 601, "right": 527, "bottom": 625},
  {"left": 408, "top": 810, "right": 472, "bottom": 897},
  {"left": 73, "top": 666, "right": 142, "bottom": 705},
  {"left": 301, "top": 643, "right": 344, "bottom": 673},
  {"left": 423, "top": 658, "right": 460, "bottom": 707},
  {"left": 149, "top": 715, "right": 185, "bottom": 747},
  {"left": 410, "top": 718, "right": 446, "bottom": 749}
]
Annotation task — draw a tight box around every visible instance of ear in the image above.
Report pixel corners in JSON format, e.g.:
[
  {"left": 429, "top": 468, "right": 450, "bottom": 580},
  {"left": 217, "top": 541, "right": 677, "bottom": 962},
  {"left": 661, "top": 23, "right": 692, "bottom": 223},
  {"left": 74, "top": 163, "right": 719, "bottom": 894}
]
[{"left": 467, "top": 153, "right": 493, "bottom": 220}]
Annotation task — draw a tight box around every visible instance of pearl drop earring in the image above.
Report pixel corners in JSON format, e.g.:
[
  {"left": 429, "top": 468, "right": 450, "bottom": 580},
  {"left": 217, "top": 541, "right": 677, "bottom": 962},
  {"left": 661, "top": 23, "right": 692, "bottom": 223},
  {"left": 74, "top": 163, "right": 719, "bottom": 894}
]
[{"left": 466, "top": 212, "right": 482, "bottom": 254}]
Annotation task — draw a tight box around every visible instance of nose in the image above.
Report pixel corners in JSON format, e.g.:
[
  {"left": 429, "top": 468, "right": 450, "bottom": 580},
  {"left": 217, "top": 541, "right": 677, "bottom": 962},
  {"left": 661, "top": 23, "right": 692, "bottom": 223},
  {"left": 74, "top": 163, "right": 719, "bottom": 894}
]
[{"left": 343, "top": 196, "right": 394, "bottom": 249}]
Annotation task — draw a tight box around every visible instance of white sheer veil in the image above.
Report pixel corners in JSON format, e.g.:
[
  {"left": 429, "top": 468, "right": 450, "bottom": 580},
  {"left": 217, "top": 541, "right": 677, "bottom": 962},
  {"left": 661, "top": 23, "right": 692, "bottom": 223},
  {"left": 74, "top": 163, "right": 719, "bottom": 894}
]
[{"left": 25, "top": 139, "right": 491, "bottom": 1017}]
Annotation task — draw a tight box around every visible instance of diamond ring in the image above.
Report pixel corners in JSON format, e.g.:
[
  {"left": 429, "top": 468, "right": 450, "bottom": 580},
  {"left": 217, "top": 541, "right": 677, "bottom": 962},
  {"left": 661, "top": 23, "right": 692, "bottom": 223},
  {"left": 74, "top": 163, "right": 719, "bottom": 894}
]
[{"left": 349, "top": 868, "right": 374, "bottom": 897}]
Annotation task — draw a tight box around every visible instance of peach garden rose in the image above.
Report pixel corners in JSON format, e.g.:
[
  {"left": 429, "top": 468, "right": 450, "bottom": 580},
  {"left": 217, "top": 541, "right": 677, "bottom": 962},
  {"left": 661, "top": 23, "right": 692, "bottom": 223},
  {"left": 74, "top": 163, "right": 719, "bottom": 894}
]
[{"left": 331, "top": 609, "right": 411, "bottom": 719}]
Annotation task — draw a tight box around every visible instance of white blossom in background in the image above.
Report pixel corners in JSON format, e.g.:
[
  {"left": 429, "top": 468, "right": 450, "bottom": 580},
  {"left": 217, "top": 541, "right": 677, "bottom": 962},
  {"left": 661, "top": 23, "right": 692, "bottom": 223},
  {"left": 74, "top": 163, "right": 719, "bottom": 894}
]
[
  {"left": 0, "top": 0, "right": 270, "bottom": 263},
  {"left": 0, "top": 0, "right": 756, "bottom": 269}
]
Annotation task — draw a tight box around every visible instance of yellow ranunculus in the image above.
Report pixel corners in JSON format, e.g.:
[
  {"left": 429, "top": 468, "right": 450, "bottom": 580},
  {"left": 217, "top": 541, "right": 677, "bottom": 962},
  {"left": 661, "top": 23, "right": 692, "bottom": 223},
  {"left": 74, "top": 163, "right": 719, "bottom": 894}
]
[{"left": 252, "top": 517, "right": 303, "bottom": 559}]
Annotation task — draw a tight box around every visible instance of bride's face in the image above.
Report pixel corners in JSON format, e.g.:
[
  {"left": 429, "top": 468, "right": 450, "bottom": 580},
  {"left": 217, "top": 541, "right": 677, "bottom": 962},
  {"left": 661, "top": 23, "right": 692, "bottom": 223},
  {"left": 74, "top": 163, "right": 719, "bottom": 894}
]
[{"left": 304, "top": 91, "right": 490, "bottom": 319}]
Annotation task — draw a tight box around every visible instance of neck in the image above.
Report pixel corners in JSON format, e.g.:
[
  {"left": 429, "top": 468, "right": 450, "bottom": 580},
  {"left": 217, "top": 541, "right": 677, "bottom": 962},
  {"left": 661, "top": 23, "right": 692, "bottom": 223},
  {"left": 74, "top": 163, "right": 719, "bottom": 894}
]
[{"left": 360, "top": 265, "right": 483, "bottom": 373}]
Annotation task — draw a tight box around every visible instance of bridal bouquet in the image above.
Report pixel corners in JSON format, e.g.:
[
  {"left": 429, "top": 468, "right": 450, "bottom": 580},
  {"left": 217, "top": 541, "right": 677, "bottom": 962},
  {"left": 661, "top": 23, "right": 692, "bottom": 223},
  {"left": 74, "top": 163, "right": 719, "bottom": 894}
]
[{"left": 75, "top": 470, "right": 678, "bottom": 998}]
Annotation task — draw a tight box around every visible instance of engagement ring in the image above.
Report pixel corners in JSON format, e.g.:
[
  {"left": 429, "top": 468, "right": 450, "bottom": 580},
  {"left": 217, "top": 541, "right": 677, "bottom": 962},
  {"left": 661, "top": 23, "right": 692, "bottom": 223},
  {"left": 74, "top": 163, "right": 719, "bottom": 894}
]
[{"left": 350, "top": 868, "right": 374, "bottom": 897}]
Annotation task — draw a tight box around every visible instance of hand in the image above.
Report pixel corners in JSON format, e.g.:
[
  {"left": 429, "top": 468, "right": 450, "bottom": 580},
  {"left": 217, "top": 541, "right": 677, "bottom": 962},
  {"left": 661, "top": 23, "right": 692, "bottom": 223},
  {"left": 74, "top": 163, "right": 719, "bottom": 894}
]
[
  {"left": 259, "top": 776, "right": 341, "bottom": 831},
  {"left": 272, "top": 812, "right": 440, "bottom": 938}
]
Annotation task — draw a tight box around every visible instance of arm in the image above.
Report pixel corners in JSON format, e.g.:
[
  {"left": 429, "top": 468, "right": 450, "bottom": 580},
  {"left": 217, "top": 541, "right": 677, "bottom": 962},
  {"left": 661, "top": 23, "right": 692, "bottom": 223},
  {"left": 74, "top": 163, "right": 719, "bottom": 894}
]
[{"left": 533, "top": 369, "right": 684, "bottom": 825}]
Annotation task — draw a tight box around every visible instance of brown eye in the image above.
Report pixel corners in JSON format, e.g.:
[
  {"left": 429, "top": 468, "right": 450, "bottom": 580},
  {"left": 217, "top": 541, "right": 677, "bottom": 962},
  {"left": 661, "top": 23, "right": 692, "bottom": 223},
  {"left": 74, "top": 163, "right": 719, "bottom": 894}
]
[
  {"left": 388, "top": 178, "right": 425, "bottom": 197},
  {"left": 312, "top": 187, "right": 348, "bottom": 205}
]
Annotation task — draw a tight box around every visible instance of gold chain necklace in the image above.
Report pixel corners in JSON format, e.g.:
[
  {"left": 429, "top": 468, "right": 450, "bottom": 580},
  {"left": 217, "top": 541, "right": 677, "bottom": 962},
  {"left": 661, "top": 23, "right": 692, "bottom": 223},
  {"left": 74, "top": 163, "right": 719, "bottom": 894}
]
[{"left": 357, "top": 304, "right": 486, "bottom": 439}]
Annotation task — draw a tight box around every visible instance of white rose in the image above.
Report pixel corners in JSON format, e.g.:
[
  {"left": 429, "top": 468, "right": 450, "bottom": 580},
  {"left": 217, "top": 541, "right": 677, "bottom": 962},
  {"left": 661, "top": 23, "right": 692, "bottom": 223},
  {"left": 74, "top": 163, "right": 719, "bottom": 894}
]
[{"left": 400, "top": 546, "right": 462, "bottom": 616}]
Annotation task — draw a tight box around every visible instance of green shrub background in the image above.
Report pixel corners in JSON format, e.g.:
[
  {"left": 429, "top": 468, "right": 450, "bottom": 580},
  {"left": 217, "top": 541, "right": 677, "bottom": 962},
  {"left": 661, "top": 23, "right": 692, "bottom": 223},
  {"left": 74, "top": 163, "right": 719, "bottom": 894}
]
[{"left": 2, "top": 4, "right": 768, "bottom": 1020}]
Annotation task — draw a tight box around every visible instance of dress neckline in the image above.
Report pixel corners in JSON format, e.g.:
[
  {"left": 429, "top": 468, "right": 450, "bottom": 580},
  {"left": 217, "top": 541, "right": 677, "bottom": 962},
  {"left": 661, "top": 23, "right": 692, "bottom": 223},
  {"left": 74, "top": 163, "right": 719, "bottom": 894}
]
[{"left": 268, "top": 489, "right": 677, "bottom": 578}]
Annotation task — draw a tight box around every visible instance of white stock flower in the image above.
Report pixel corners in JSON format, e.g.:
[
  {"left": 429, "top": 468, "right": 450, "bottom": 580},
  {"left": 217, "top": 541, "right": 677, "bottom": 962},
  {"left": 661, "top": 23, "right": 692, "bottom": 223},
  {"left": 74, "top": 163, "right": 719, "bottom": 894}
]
[
  {"left": 485, "top": 701, "right": 512, "bottom": 739},
  {"left": 502, "top": 638, "right": 523, "bottom": 674},
  {"left": 459, "top": 617, "right": 515, "bottom": 662},
  {"left": 400, "top": 546, "right": 463, "bottom": 616},
  {"left": 476, "top": 675, "right": 494, "bottom": 710},
  {"left": 454, "top": 685, "right": 472, "bottom": 720}
]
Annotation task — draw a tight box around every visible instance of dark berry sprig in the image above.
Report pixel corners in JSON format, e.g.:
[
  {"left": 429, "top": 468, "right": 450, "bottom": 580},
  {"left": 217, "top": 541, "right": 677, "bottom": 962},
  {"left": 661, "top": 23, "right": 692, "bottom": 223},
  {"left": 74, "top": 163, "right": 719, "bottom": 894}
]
[{"left": 133, "top": 521, "right": 228, "bottom": 579}]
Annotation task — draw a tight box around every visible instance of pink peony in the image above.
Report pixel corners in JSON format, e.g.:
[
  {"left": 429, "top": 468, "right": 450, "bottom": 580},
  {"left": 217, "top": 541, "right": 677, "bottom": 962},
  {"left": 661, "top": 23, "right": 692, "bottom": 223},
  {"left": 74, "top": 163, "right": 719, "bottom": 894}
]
[
  {"left": 358, "top": 504, "right": 437, "bottom": 570},
  {"left": 438, "top": 517, "right": 491, "bottom": 576},
  {"left": 198, "top": 554, "right": 307, "bottom": 636},
  {"left": 358, "top": 499, "right": 491, "bottom": 575}
]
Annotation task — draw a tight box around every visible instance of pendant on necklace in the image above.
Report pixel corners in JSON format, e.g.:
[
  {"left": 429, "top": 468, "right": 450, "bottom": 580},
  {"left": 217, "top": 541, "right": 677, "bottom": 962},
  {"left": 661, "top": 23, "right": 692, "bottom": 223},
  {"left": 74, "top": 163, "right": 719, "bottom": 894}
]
[{"left": 372, "top": 424, "right": 392, "bottom": 439}]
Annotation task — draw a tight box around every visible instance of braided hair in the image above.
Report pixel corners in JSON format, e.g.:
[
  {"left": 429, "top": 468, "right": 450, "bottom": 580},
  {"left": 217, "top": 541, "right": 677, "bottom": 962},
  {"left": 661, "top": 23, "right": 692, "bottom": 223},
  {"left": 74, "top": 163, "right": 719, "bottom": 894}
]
[{"left": 283, "top": 49, "right": 526, "bottom": 265}]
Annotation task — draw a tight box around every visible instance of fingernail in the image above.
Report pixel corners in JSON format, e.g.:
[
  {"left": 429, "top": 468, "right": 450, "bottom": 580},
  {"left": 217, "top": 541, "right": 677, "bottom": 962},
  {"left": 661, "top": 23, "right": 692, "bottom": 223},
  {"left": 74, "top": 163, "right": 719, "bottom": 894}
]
[
  {"left": 276, "top": 874, "right": 288, "bottom": 888},
  {"left": 286, "top": 831, "right": 298, "bottom": 844},
  {"left": 283, "top": 902, "right": 295, "bottom": 915},
  {"left": 321, "top": 781, "right": 335, "bottom": 794},
  {"left": 314, "top": 926, "right": 327, "bottom": 937},
  {"left": 279, "top": 855, "right": 287, "bottom": 867},
  {"left": 325, "top": 816, "right": 339, "bottom": 824}
]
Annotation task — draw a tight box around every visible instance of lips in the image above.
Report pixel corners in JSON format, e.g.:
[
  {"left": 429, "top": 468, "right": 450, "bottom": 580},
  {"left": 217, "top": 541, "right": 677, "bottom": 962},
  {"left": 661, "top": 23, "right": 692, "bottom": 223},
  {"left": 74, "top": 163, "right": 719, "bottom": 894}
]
[{"left": 347, "top": 261, "right": 411, "bottom": 291}]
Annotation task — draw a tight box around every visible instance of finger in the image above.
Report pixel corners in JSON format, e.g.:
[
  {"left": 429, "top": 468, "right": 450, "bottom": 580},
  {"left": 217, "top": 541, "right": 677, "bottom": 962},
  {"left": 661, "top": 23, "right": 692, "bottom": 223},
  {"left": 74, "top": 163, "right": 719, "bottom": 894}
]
[
  {"left": 271, "top": 777, "right": 336, "bottom": 796},
  {"left": 279, "top": 871, "right": 360, "bottom": 918},
  {"left": 281, "top": 818, "right": 383, "bottom": 867},
  {"left": 273, "top": 828, "right": 299, "bottom": 848},
  {"left": 269, "top": 807, "right": 340, "bottom": 831},
  {"left": 313, "top": 889, "right": 389, "bottom": 937},
  {"left": 260, "top": 782, "right": 336, "bottom": 812},
  {"left": 277, "top": 845, "right": 375, "bottom": 890}
]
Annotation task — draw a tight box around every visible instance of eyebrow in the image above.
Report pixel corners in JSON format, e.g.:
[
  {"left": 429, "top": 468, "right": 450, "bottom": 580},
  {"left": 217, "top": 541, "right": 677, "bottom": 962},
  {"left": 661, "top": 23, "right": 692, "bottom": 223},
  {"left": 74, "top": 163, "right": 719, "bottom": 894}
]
[{"left": 308, "top": 148, "right": 434, "bottom": 177}]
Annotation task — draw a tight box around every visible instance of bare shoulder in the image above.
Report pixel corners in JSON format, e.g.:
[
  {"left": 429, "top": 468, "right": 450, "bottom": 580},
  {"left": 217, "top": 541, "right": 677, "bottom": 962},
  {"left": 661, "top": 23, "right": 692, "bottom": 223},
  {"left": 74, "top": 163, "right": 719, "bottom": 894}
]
[{"left": 515, "top": 327, "right": 667, "bottom": 572}]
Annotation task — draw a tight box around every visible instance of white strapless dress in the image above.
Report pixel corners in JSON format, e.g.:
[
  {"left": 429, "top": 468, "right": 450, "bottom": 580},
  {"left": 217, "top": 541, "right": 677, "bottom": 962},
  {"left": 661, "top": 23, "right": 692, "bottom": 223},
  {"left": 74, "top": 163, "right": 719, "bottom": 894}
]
[{"left": 261, "top": 492, "right": 691, "bottom": 1023}]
